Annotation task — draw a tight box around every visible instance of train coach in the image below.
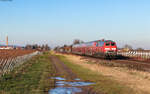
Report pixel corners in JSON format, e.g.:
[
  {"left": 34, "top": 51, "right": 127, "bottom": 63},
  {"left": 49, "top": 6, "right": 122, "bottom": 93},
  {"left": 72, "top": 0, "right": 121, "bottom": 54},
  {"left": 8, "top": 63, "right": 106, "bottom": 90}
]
[{"left": 72, "top": 39, "right": 117, "bottom": 58}]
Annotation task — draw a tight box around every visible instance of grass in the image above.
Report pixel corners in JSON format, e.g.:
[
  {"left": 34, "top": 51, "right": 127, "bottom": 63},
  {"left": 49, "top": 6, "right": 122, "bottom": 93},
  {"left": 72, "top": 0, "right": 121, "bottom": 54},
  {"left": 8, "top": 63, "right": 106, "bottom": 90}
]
[
  {"left": 56, "top": 55, "right": 135, "bottom": 94},
  {"left": 0, "top": 52, "right": 56, "bottom": 94}
]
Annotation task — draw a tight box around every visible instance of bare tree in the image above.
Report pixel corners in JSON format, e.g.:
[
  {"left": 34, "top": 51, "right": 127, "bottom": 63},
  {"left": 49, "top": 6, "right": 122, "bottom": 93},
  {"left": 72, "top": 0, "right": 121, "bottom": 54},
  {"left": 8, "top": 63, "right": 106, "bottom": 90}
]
[
  {"left": 122, "top": 44, "right": 133, "bottom": 51},
  {"left": 63, "top": 44, "right": 67, "bottom": 47},
  {"left": 32, "top": 44, "right": 38, "bottom": 49},
  {"left": 73, "top": 39, "right": 84, "bottom": 44},
  {"left": 25, "top": 44, "right": 50, "bottom": 51},
  {"left": 124, "top": 44, "right": 133, "bottom": 50},
  {"left": 54, "top": 46, "right": 60, "bottom": 51},
  {"left": 25, "top": 44, "right": 32, "bottom": 49},
  {"left": 136, "top": 47, "right": 144, "bottom": 51}
]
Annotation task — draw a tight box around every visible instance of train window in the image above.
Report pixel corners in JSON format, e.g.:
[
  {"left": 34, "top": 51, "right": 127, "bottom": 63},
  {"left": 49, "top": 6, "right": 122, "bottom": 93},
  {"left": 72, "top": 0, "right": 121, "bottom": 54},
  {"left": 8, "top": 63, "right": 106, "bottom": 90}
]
[
  {"left": 105, "top": 42, "right": 110, "bottom": 46},
  {"left": 111, "top": 42, "right": 115, "bottom": 46},
  {"left": 90, "top": 42, "right": 93, "bottom": 46},
  {"left": 87, "top": 43, "right": 89, "bottom": 46},
  {"left": 87, "top": 42, "right": 93, "bottom": 47},
  {"left": 96, "top": 43, "right": 98, "bottom": 47},
  {"left": 99, "top": 41, "right": 104, "bottom": 47}
]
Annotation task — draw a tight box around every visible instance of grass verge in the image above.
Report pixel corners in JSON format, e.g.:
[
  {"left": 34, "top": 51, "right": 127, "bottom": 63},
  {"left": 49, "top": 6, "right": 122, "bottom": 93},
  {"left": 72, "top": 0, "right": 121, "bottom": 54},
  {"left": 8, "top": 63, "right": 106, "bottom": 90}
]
[
  {"left": 0, "top": 52, "right": 55, "bottom": 94},
  {"left": 56, "top": 55, "right": 135, "bottom": 94}
]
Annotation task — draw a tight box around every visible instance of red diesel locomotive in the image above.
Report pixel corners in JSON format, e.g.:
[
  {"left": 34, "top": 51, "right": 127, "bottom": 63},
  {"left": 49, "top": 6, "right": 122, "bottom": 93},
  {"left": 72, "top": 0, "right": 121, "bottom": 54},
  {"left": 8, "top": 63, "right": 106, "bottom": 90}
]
[{"left": 72, "top": 39, "right": 117, "bottom": 58}]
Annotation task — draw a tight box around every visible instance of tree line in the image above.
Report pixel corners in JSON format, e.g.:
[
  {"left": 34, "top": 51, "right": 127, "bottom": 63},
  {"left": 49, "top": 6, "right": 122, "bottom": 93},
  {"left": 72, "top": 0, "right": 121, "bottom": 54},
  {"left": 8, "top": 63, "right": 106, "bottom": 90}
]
[{"left": 25, "top": 44, "right": 50, "bottom": 51}]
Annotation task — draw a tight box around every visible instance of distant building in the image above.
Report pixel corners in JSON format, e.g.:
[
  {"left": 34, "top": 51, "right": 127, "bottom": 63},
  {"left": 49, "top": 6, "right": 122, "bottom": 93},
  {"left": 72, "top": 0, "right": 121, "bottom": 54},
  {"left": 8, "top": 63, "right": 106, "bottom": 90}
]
[
  {"left": 0, "top": 46, "right": 13, "bottom": 50},
  {"left": 122, "top": 48, "right": 131, "bottom": 52},
  {"left": 0, "top": 36, "right": 14, "bottom": 49}
]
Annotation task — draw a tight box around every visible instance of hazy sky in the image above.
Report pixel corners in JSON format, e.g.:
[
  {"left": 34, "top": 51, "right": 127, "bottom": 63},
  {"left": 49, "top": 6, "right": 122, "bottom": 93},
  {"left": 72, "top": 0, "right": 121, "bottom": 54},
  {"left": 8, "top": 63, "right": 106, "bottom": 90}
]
[{"left": 0, "top": 0, "right": 150, "bottom": 49}]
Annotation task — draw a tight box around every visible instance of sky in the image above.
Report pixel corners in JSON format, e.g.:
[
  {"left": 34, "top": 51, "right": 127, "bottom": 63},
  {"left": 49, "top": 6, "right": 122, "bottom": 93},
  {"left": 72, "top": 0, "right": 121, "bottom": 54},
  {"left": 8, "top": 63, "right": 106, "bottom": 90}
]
[{"left": 0, "top": 0, "right": 150, "bottom": 49}]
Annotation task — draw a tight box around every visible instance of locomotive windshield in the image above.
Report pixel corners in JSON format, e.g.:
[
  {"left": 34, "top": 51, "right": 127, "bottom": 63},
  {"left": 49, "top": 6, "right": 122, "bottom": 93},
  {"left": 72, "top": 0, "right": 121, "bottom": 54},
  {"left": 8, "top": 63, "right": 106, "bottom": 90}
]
[
  {"left": 111, "top": 42, "right": 115, "bottom": 46},
  {"left": 105, "top": 41, "right": 116, "bottom": 46},
  {"left": 105, "top": 42, "right": 110, "bottom": 46}
]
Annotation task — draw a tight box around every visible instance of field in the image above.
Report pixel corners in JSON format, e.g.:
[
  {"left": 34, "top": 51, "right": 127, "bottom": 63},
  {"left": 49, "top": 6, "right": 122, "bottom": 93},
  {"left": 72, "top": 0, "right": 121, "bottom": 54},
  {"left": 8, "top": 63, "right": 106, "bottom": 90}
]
[
  {"left": 0, "top": 49, "right": 36, "bottom": 59},
  {"left": 1, "top": 51, "right": 150, "bottom": 94},
  {"left": 0, "top": 49, "right": 38, "bottom": 76},
  {"left": 50, "top": 52, "right": 150, "bottom": 94},
  {"left": 0, "top": 52, "right": 55, "bottom": 94}
]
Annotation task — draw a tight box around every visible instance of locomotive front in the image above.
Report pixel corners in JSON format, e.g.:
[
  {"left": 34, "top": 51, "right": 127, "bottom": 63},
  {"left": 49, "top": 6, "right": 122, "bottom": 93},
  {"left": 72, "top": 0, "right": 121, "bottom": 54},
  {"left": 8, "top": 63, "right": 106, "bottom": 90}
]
[{"left": 103, "top": 40, "right": 117, "bottom": 57}]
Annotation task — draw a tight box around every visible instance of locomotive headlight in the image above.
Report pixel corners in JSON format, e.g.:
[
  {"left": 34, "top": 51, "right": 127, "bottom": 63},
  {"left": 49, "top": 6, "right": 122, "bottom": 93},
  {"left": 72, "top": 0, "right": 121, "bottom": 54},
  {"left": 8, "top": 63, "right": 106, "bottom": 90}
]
[
  {"left": 112, "top": 48, "right": 116, "bottom": 50},
  {"left": 105, "top": 48, "right": 110, "bottom": 50}
]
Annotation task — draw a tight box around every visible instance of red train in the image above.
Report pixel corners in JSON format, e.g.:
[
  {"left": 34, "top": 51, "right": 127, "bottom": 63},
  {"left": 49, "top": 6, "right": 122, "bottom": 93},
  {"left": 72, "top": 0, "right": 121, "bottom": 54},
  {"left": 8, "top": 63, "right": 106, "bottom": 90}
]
[{"left": 56, "top": 39, "right": 118, "bottom": 59}]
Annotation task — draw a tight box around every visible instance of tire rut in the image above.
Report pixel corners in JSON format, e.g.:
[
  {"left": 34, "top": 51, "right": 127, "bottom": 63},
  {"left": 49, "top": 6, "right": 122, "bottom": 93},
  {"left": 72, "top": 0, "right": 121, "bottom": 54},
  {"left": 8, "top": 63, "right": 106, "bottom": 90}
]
[
  {"left": 50, "top": 55, "right": 76, "bottom": 80},
  {"left": 49, "top": 55, "right": 98, "bottom": 94}
]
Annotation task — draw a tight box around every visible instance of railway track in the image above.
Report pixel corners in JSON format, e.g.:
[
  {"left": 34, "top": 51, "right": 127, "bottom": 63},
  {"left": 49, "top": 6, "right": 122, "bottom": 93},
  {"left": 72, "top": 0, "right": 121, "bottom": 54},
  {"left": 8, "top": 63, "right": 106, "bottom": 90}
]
[
  {"left": 65, "top": 53, "right": 150, "bottom": 72},
  {"left": 112, "top": 59, "right": 150, "bottom": 72}
]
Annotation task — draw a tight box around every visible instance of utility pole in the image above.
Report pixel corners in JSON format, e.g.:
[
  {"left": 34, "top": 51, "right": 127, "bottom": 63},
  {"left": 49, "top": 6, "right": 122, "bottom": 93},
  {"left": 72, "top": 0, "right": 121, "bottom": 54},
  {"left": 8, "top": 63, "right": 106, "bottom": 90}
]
[{"left": 6, "top": 36, "right": 8, "bottom": 47}]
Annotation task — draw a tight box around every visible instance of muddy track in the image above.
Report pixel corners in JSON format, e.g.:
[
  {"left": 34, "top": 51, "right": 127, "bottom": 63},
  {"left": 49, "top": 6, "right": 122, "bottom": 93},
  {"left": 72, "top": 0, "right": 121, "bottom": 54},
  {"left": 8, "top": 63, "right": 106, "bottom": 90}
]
[
  {"left": 50, "top": 55, "right": 76, "bottom": 79},
  {"left": 49, "top": 55, "right": 98, "bottom": 94}
]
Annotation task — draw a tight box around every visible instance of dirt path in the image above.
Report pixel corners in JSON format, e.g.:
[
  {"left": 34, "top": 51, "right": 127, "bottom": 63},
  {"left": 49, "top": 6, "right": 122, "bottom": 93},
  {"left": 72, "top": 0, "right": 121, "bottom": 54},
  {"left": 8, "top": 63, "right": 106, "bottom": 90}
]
[
  {"left": 50, "top": 55, "right": 76, "bottom": 79},
  {"left": 49, "top": 55, "right": 97, "bottom": 94}
]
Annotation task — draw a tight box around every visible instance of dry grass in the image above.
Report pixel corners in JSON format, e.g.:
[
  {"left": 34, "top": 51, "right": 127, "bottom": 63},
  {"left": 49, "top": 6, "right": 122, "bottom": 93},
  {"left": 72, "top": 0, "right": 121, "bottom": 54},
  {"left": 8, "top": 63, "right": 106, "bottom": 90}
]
[{"left": 57, "top": 53, "right": 150, "bottom": 94}]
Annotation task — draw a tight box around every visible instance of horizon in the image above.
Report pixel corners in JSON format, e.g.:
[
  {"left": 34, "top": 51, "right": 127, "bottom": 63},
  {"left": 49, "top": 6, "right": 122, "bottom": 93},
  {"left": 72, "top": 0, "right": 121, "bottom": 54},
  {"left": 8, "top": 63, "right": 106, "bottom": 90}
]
[{"left": 0, "top": 0, "right": 150, "bottom": 49}]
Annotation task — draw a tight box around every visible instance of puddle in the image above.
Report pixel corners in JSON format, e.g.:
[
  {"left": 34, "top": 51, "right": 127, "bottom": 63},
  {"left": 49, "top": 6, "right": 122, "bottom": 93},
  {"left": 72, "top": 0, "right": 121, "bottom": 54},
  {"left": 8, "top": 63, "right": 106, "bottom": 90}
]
[
  {"left": 51, "top": 77, "right": 66, "bottom": 80},
  {"left": 49, "top": 87, "right": 82, "bottom": 94},
  {"left": 74, "top": 78, "right": 80, "bottom": 81},
  {"left": 65, "top": 81, "right": 95, "bottom": 86},
  {"left": 49, "top": 77, "right": 95, "bottom": 94},
  {"left": 56, "top": 81, "right": 95, "bottom": 87},
  {"left": 56, "top": 81, "right": 66, "bottom": 86}
]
